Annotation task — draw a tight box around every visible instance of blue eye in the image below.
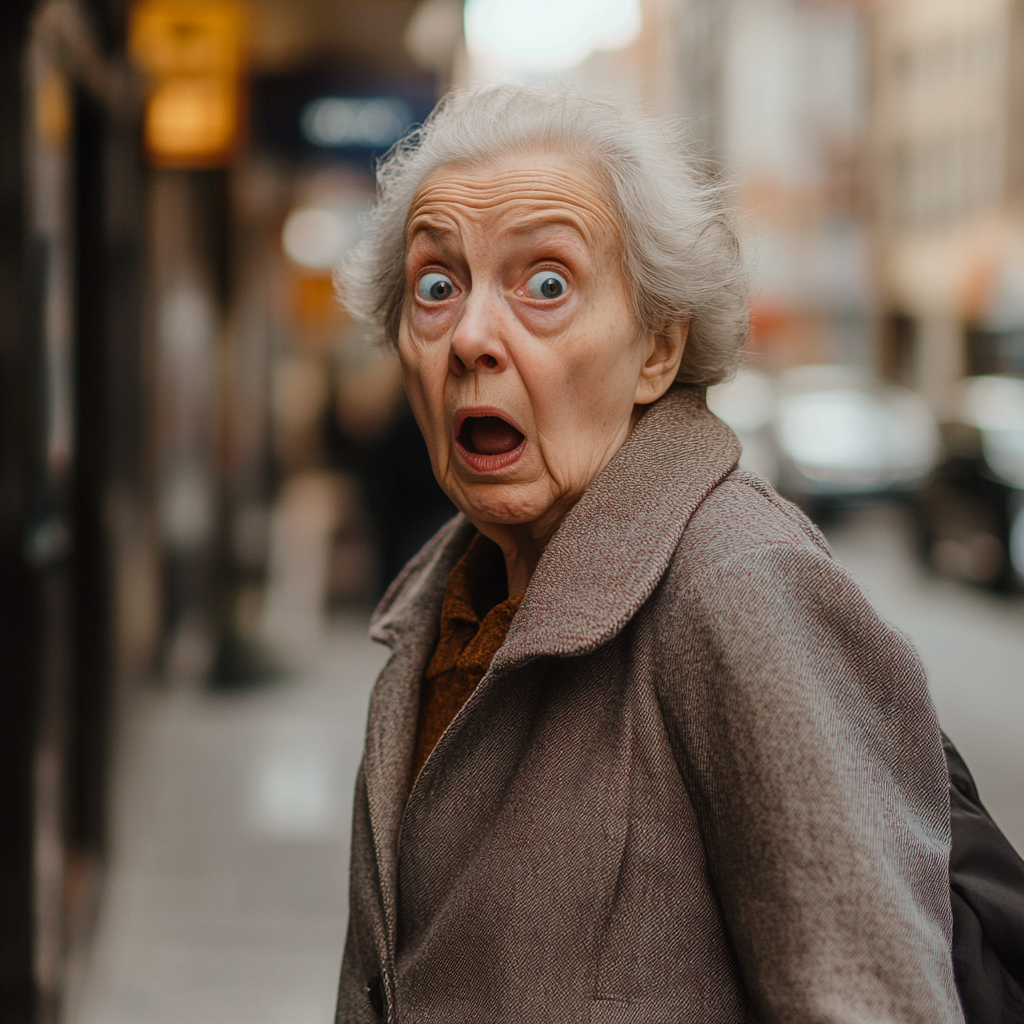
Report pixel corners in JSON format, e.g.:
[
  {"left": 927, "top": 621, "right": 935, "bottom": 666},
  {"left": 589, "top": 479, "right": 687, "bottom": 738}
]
[
  {"left": 526, "top": 271, "right": 567, "bottom": 299},
  {"left": 417, "top": 272, "right": 455, "bottom": 301}
]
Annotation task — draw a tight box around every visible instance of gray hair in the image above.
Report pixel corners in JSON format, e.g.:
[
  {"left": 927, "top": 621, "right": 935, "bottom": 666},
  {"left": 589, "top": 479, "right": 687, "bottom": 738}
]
[{"left": 337, "top": 83, "right": 749, "bottom": 385}]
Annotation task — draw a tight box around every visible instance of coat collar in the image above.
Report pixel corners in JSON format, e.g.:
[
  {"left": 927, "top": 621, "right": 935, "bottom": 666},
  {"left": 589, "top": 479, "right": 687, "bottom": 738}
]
[
  {"left": 370, "top": 384, "right": 741, "bottom": 662},
  {"left": 495, "top": 384, "right": 740, "bottom": 667}
]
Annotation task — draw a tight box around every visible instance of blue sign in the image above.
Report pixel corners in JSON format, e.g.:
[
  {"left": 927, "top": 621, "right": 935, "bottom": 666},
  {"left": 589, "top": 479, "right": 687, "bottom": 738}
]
[
  {"left": 301, "top": 97, "right": 414, "bottom": 148},
  {"left": 250, "top": 72, "right": 437, "bottom": 166}
]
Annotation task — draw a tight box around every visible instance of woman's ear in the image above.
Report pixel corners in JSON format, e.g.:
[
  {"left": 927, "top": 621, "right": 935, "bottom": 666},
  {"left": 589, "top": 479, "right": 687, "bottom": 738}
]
[{"left": 634, "top": 320, "right": 688, "bottom": 405}]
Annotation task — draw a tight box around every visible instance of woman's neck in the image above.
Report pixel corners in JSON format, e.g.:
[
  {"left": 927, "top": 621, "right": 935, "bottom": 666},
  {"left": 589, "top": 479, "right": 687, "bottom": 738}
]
[{"left": 471, "top": 521, "right": 551, "bottom": 598}]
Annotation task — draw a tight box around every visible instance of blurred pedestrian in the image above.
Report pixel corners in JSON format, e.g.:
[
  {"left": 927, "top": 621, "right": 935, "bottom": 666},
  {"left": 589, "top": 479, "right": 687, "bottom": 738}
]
[{"left": 331, "top": 327, "right": 456, "bottom": 594}]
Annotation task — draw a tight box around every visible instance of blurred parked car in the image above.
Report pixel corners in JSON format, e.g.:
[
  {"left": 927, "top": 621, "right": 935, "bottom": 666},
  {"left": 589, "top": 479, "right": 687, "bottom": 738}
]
[
  {"left": 773, "top": 366, "right": 940, "bottom": 510},
  {"left": 709, "top": 365, "right": 940, "bottom": 515},
  {"left": 916, "top": 375, "right": 1024, "bottom": 590}
]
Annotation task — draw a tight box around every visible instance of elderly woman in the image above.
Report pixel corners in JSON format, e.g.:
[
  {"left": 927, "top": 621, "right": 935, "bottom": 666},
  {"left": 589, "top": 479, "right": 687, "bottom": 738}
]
[{"left": 334, "top": 85, "right": 962, "bottom": 1024}]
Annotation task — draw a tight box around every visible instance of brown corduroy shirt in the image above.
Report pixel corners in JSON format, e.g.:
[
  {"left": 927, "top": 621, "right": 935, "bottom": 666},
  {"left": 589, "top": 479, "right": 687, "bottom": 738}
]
[{"left": 412, "top": 532, "right": 523, "bottom": 780}]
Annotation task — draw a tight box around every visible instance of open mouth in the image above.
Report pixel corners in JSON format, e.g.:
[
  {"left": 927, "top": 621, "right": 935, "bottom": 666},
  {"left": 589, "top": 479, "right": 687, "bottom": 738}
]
[{"left": 457, "top": 415, "right": 526, "bottom": 457}]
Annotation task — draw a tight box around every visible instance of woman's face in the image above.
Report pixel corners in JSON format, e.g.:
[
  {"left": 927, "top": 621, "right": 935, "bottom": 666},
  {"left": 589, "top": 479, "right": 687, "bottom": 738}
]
[{"left": 398, "top": 151, "right": 681, "bottom": 542}]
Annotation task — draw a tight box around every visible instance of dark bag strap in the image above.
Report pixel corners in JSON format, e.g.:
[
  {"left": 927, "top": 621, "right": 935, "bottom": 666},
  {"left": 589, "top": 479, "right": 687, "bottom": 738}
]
[{"left": 943, "top": 732, "right": 1024, "bottom": 1023}]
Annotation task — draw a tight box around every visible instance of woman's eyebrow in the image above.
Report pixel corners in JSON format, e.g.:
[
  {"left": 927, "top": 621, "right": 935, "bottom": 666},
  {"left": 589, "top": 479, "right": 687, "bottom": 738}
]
[
  {"left": 406, "top": 208, "right": 447, "bottom": 233},
  {"left": 505, "top": 215, "right": 586, "bottom": 238},
  {"left": 504, "top": 213, "right": 615, "bottom": 253},
  {"left": 406, "top": 221, "right": 460, "bottom": 252},
  {"left": 406, "top": 218, "right": 592, "bottom": 255}
]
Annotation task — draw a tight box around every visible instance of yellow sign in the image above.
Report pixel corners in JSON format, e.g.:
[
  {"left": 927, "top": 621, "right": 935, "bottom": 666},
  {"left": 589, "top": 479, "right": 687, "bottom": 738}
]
[
  {"left": 129, "top": 0, "right": 247, "bottom": 166},
  {"left": 145, "top": 76, "right": 240, "bottom": 162},
  {"left": 130, "top": 0, "right": 246, "bottom": 77}
]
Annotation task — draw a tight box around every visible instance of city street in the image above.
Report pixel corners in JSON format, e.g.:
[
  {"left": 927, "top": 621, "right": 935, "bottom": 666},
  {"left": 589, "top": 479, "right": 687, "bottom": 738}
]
[
  {"left": 8, "top": 0, "right": 1024, "bottom": 1016},
  {"left": 68, "top": 506, "right": 1024, "bottom": 1024}
]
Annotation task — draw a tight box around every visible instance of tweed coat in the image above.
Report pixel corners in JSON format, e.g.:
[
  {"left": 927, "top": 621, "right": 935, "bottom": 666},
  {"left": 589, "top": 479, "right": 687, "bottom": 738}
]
[{"left": 336, "top": 385, "right": 964, "bottom": 1024}]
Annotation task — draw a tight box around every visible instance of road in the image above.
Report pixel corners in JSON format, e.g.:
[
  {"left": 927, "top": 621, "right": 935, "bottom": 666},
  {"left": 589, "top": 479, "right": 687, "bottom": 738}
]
[{"left": 69, "top": 505, "right": 1023, "bottom": 1024}]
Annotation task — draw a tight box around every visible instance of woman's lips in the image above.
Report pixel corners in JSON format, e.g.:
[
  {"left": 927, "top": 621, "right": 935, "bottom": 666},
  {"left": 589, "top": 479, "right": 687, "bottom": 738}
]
[{"left": 454, "top": 410, "right": 527, "bottom": 472}]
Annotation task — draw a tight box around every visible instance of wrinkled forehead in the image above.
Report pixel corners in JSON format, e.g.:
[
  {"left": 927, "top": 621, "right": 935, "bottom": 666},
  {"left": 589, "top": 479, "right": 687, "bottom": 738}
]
[{"left": 405, "top": 152, "right": 622, "bottom": 250}]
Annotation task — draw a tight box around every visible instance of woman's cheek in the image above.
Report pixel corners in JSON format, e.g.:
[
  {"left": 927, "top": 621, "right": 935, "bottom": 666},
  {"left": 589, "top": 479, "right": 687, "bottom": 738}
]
[
  {"left": 400, "top": 367, "right": 444, "bottom": 461},
  {"left": 400, "top": 339, "right": 446, "bottom": 421}
]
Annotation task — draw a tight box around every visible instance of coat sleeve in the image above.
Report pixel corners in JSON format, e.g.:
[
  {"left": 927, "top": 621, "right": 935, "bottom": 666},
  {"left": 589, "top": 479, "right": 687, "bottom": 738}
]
[{"left": 654, "top": 538, "right": 964, "bottom": 1024}]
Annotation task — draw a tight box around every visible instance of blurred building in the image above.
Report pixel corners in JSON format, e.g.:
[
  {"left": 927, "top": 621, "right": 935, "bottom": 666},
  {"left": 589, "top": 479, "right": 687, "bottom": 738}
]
[
  {"left": 870, "top": 0, "right": 1024, "bottom": 413},
  {"left": 2, "top": 2, "right": 148, "bottom": 1020},
  {"left": 676, "top": 0, "right": 874, "bottom": 373}
]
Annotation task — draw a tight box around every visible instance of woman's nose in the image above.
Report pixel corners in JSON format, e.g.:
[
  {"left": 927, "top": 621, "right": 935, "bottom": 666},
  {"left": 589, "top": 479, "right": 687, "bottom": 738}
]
[{"left": 448, "top": 291, "right": 509, "bottom": 376}]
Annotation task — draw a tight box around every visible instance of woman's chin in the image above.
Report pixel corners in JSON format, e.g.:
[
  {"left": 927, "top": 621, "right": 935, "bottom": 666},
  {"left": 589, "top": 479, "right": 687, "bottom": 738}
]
[{"left": 448, "top": 480, "right": 553, "bottom": 531}]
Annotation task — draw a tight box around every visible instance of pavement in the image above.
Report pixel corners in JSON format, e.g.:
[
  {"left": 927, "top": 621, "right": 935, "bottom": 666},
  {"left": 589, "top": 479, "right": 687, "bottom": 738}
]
[
  {"left": 67, "top": 504, "right": 1024, "bottom": 1024},
  {"left": 67, "top": 617, "right": 387, "bottom": 1024}
]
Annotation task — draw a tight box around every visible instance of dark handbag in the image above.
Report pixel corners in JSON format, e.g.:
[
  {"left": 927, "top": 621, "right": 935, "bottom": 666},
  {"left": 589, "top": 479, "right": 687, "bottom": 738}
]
[{"left": 944, "top": 733, "right": 1024, "bottom": 1023}]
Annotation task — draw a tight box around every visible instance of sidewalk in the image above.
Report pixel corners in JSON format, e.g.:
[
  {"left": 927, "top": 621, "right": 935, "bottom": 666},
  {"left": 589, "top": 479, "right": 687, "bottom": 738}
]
[{"left": 68, "top": 614, "right": 387, "bottom": 1024}]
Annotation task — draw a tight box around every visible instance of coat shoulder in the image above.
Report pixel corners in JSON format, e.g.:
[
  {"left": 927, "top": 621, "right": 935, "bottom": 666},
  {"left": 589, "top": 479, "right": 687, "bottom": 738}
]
[{"left": 674, "top": 469, "right": 830, "bottom": 575}]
